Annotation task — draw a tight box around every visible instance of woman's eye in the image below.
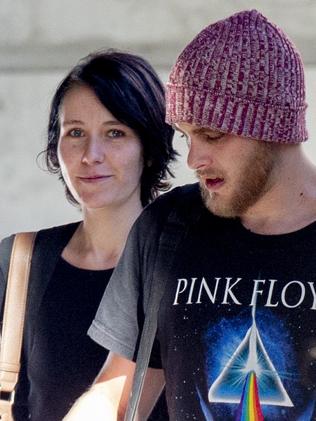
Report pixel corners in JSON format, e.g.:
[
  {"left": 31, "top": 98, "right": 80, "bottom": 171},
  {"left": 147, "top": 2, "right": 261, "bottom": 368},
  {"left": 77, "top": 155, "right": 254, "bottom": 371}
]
[
  {"left": 108, "top": 129, "right": 125, "bottom": 138},
  {"left": 69, "top": 128, "right": 84, "bottom": 138}
]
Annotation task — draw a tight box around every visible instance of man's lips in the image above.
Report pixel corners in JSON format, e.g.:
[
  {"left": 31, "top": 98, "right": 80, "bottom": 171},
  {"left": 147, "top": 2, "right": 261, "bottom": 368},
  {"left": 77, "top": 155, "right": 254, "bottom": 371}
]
[{"left": 205, "top": 177, "right": 224, "bottom": 190}]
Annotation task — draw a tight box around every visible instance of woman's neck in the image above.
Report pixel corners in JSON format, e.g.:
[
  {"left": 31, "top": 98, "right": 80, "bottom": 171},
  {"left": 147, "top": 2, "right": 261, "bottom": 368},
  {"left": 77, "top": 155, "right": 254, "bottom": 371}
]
[{"left": 62, "top": 198, "right": 143, "bottom": 270}]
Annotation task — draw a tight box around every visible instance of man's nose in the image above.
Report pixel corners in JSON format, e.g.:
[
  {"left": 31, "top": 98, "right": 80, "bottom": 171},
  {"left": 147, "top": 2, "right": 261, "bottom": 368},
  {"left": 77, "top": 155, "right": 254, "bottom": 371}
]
[{"left": 187, "top": 138, "right": 213, "bottom": 170}]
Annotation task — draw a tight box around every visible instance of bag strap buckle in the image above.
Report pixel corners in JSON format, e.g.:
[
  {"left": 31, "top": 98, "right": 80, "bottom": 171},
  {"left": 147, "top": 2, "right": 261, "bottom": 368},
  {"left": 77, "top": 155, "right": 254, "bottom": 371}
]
[
  {"left": 0, "top": 391, "right": 14, "bottom": 421},
  {"left": 0, "top": 390, "right": 15, "bottom": 403}
]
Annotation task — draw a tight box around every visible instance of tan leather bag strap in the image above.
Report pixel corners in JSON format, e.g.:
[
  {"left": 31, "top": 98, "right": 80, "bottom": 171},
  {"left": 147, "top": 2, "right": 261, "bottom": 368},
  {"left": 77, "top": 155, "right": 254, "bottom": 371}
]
[{"left": 0, "top": 232, "right": 36, "bottom": 400}]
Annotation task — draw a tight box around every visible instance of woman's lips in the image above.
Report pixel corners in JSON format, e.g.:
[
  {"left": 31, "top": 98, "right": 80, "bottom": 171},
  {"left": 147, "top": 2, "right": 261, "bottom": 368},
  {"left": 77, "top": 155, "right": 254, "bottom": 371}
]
[
  {"left": 78, "top": 175, "right": 112, "bottom": 183},
  {"left": 205, "top": 177, "right": 224, "bottom": 190}
]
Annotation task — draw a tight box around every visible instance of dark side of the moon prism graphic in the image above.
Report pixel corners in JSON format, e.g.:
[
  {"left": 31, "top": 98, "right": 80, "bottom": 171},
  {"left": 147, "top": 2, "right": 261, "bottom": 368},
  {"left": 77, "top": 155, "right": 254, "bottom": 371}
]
[{"left": 208, "top": 305, "right": 293, "bottom": 408}]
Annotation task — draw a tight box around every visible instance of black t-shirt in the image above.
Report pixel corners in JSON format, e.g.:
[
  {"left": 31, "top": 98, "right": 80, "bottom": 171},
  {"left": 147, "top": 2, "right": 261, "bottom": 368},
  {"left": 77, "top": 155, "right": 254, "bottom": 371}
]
[
  {"left": 157, "top": 210, "right": 316, "bottom": 420},
  {"left": 89, "top": 185, "right": 316, "bottom": 420},
  {"left": 21, "top": 257, "right": 112, "bottom": 421}
]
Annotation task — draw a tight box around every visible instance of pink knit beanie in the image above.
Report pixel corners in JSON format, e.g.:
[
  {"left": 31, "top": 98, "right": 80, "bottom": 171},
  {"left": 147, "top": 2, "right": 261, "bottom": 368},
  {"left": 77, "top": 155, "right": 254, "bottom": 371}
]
[{"left": 166, "top": 10, "right": 308, "bottom": 143}]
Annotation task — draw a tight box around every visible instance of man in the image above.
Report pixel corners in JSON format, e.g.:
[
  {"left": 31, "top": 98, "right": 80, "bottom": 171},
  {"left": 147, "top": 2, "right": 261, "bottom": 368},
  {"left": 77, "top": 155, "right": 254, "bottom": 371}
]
[{"left": 64, "top": 10, "right": 316, "bottom": 420}]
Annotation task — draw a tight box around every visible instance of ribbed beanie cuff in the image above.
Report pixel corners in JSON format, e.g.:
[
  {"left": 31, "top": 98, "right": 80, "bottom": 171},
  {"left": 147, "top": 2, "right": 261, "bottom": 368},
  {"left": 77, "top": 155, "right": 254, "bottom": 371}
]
[{"left": 166, "top": 10, "right": 308, "bottom": 143}]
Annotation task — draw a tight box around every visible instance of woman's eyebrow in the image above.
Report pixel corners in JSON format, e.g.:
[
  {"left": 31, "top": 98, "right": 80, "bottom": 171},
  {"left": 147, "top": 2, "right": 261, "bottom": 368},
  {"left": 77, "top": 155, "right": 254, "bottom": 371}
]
[
  {"left": 62, "top": 119, "right": 84, "bottom": 126},
  {"left": 103, "top": 120, "right": 124, "bottom": 126},
  {"left": 62, "top": 119, "right": 124, "bottom": 127}
]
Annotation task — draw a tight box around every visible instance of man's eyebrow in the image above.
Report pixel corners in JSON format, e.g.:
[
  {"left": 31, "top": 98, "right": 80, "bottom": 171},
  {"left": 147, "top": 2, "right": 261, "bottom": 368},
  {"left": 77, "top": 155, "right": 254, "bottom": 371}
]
[
  {"left": 172, "top": 124, "right": 182, "bottom": 132},
  {"left": 192, "top": 127, "right": 217, "bottom": 135},
  {"left": 172, "top": 125, "right": 188, "bottom": 137}
]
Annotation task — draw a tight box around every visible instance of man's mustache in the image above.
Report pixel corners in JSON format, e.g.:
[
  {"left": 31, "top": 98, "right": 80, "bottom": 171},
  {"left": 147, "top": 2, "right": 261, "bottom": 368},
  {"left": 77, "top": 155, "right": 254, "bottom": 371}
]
[{"left": 196, "top": 169, "right": 225, "bottom": 179}]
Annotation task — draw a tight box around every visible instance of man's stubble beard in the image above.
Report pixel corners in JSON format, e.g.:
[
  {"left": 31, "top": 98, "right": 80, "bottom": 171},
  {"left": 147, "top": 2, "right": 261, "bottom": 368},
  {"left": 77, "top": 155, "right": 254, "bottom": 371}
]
[{"left": 200, "top": 142, "right": 278, "bottom": 218}]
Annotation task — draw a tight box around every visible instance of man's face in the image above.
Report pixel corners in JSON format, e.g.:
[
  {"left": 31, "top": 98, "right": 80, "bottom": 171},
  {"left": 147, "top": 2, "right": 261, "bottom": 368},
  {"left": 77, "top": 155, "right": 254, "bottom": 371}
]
[{"left": 176, "top": 122, "right": 279, "bottom": 218}]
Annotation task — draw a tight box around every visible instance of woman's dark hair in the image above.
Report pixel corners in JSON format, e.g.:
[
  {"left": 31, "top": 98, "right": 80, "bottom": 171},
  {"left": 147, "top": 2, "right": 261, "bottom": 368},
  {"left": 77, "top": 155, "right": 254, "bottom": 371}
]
[{"left": 44, "top": 49, "right": 176, "bottom": 206}]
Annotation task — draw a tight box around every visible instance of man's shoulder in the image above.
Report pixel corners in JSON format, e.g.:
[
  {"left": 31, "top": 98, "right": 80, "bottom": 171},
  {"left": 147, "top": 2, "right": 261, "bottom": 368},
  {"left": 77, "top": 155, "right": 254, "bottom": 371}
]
[
  {"left": 131, "top": 183, "right": 204, "bottom": 243},
  {"left": 145, "top": 183, "right": 203, "bottom": 217},
  {"left": 159, "top": 182, "right": 201, "bottom": 203}
]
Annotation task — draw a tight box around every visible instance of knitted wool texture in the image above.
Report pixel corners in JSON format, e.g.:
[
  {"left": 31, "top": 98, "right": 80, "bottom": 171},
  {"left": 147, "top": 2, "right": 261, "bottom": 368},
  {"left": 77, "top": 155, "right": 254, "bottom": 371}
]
[{"left": 166, "top": 10, "right": 308, "bottom": 143}]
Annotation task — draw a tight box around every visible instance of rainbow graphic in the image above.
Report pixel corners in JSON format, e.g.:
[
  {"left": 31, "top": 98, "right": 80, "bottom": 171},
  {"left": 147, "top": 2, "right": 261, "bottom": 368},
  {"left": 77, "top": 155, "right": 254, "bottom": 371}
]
[{"left": 235, "top": 371, "right": 264, "bottom": 421}]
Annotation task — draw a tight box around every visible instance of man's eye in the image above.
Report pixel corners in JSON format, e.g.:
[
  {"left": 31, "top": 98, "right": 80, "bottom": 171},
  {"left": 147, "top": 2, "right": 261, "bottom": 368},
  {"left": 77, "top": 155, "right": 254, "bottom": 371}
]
[
  {"left": 205, "top": 132, "right": 225, "bottom": 141},
  {"left": 108, "top": 129, "right": 125, "bottom": 138},
  {"left": 69, "top": 128, "right": 84, "bottom": 137}
]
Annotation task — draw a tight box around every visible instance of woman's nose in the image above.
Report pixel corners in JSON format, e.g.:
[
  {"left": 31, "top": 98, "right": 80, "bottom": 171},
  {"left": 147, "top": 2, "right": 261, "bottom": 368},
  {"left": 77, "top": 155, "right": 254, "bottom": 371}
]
[{"left": 81, "top": 136, "right": 105, "bottom": 165}]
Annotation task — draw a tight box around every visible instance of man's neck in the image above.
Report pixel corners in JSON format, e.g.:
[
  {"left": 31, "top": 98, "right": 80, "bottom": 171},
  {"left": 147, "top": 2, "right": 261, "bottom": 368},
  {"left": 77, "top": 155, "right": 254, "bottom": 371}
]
[{"left": 240, "top": 147, "right": 316, "bottom": 235}]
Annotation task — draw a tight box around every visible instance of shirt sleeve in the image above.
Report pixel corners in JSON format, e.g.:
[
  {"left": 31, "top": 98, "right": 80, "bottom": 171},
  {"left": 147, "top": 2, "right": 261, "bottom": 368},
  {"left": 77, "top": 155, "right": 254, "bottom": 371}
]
[
  {"left": 88, "top": 205, "right": 162, "bottom": 362},
  {"left": 0, "top": 264, "right": 5, "bottom": 314},
  {"left": 0, "top": 235, "right": 14, "bottom": 314}
]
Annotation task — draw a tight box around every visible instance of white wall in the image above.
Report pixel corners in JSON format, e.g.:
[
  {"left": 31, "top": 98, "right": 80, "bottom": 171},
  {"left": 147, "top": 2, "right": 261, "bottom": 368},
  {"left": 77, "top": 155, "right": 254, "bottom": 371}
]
[{"left": 1, "top": 0, "right": 316, "bottom": 70}]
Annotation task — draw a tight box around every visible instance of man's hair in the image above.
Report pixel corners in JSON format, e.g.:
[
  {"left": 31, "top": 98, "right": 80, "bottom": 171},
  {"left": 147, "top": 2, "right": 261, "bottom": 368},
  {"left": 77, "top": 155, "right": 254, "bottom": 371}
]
[
  {"left": 166, "top": 10, "right": 308, "bottom": 144},
  {"left": 44, "top": 49, "right": 176, "bottom": 206}
]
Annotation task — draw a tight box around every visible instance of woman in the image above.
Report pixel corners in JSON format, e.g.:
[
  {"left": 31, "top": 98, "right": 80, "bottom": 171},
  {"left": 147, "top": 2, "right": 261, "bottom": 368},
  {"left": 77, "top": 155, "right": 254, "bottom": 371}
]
[{"left": 0, "top": 50, "right": 176, "bottom": 420}]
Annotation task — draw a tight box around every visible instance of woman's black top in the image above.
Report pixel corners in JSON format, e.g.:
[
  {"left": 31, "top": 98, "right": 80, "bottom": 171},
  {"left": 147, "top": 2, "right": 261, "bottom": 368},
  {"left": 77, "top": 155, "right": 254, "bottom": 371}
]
[{"left": 0, "top": 223, "right": 169, "bottom": 420}]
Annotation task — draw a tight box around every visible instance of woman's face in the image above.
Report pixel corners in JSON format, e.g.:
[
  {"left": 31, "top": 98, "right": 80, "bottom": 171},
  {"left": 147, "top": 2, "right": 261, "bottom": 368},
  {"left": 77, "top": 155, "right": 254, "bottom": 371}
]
[{"left": 57, "top": 85, "right": 144, "bottom": 210}]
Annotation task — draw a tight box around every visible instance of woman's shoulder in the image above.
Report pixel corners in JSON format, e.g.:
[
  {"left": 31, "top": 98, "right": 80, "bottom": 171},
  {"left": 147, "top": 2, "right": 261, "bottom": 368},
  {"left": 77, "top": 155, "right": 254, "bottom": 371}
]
[
  {"left": 35, "top": 221, "right": 81, "bottom": 241},
  {"left": 0, "top": 235, "right": 15, "bottom": 277},
  {"left": 0, "top": 221, "right": 81, "bottom": 268}
]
